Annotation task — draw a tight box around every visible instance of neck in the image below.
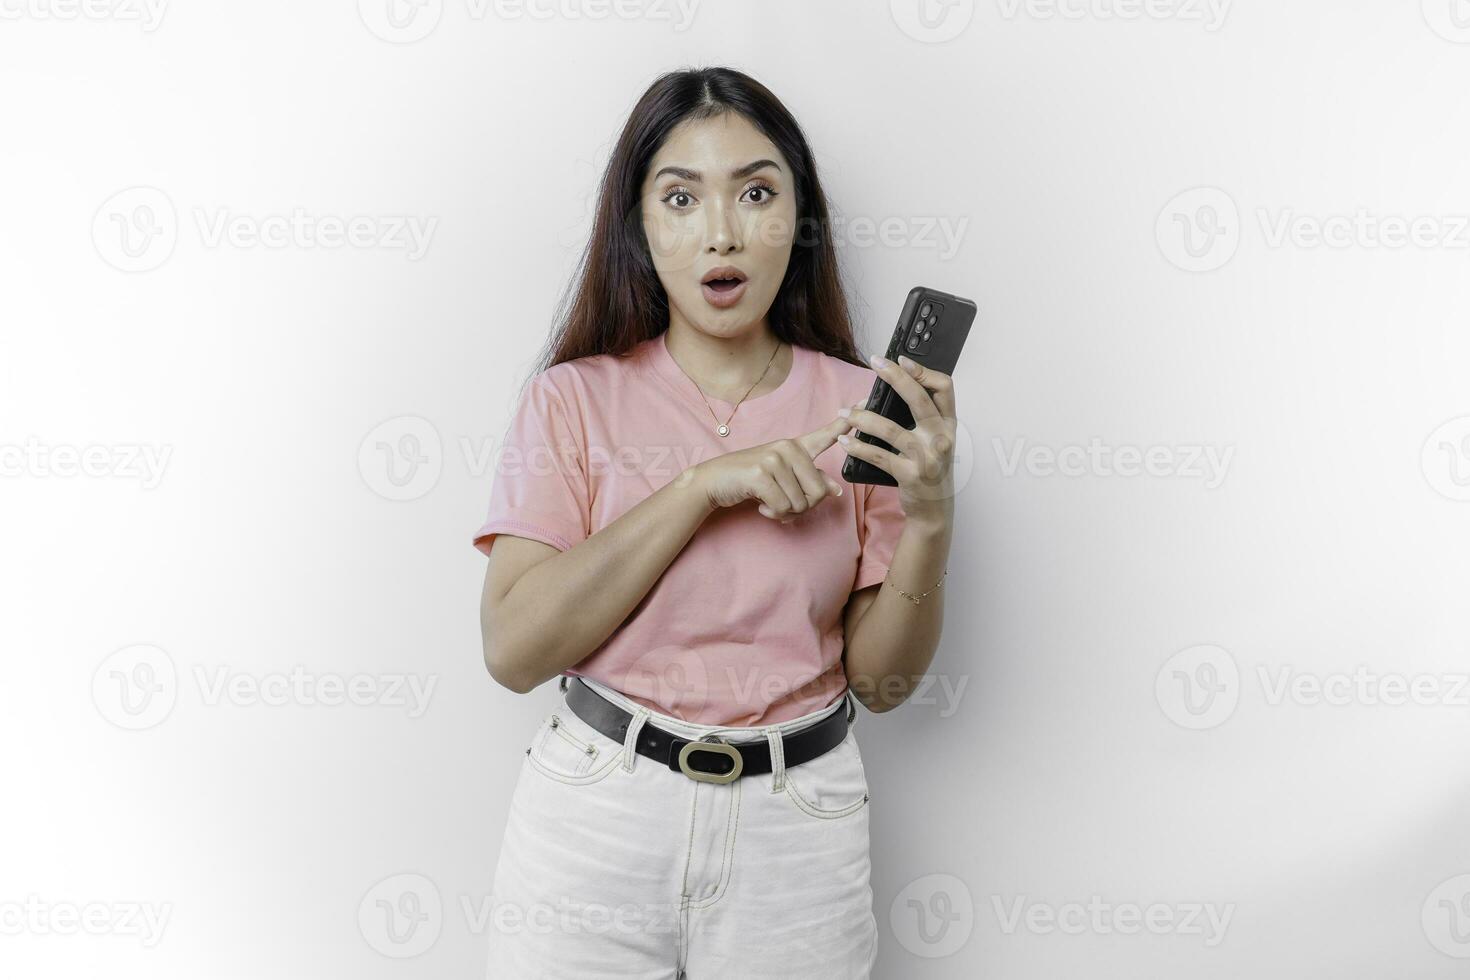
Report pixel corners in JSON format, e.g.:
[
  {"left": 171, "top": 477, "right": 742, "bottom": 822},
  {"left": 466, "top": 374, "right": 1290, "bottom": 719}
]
[{"left": 663, "top": 319, "right": 788, "bottom": 401}]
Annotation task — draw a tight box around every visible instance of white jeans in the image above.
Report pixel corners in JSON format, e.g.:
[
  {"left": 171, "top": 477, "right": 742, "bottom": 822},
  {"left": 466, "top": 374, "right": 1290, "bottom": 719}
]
[{"left": 483, "top": 676, "right": 879, "bottom": 979}]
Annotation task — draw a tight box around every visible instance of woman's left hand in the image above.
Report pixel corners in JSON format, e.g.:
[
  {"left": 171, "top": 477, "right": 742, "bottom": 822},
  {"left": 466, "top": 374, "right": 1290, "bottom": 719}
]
[{"left": 836, "top": 354, "right": 957, "bottom": 530}]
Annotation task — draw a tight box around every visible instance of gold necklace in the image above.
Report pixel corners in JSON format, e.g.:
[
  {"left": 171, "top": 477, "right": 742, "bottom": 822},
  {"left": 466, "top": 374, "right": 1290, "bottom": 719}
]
[{"left": 677, "top": 338, "right": 783, "bottom": 437}]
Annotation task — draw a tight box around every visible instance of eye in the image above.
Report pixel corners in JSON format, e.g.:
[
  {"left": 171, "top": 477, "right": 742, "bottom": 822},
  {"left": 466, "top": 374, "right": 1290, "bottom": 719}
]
[
  {"left": 660, "top": 185, "right": 696, "bottom": 210},
  {"left": 744, "top": 181, "right": 779, "bottom": 206}
]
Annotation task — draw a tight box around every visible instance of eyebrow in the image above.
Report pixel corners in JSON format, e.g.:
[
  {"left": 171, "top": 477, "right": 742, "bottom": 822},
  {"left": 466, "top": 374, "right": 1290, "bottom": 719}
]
[{"left": 651, "top": 159, "right": 782, "bottom": 183}]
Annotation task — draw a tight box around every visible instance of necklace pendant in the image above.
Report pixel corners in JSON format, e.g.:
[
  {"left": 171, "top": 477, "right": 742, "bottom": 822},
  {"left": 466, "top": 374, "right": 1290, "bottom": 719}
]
[{"left": 717, "top": 424, "right": 730, "bottom": 437}]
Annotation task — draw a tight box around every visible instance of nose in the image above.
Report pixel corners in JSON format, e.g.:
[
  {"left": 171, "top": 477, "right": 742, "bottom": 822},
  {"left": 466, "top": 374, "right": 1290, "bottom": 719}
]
[{"left": 705, "top": 195, "right": 743, "bottom": 255}]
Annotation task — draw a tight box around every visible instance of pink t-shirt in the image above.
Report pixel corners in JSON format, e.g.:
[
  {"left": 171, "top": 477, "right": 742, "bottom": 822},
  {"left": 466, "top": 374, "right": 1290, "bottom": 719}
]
[{"left": 472, "top": 330, "right": 906, "bottom": 727}]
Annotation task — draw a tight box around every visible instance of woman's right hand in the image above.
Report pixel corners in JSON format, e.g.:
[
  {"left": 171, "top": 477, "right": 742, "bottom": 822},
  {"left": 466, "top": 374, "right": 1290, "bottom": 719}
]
[{"left": 689, "top": 413, "right": 857, "bottom": 523}]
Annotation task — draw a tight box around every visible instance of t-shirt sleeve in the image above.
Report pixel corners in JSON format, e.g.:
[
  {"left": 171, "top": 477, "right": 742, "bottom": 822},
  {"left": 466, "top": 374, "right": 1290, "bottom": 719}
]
[
  {"left": 472, "top": 376, "right": 591, "bottom": 557},
  {"left": 853, "top": 481, "right": 906, "bottom": 592}
]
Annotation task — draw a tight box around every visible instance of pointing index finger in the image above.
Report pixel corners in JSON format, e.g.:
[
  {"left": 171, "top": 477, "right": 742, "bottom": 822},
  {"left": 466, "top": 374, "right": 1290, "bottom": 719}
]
[{"left": 798, "top": 405, "right": 863, "bottom": 459}]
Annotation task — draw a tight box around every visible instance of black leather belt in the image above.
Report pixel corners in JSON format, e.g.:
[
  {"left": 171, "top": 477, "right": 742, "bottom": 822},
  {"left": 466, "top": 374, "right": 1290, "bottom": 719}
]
[{"left": 561, "top": 676, "right": 855, "bottom": 784}]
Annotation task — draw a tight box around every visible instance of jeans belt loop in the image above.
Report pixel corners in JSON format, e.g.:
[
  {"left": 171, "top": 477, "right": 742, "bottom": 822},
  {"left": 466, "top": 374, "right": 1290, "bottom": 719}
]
[
  {"left": 765, "top": 727, "right": 785, "bottom": 793},
  {"left": 622, "top": 707, "right": 651, "bottom": 773}
]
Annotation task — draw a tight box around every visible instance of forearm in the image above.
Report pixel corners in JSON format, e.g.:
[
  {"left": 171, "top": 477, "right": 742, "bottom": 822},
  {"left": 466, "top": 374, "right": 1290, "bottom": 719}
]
[
  {"left": 490, "top": 470, "right": 714, "bottom": 692},
  {"left": 844, "top": 516, "right": 952, "bottom": 713}
]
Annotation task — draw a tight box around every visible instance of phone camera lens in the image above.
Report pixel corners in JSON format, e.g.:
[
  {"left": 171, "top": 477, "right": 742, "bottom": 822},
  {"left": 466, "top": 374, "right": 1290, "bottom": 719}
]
[{"left": 919, "top": 303, "right": 931, "bottom": 317}]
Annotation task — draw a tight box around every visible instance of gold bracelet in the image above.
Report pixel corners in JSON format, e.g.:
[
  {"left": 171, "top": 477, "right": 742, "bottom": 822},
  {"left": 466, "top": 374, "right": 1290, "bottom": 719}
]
[{"left": 888, "top": 568, "right": 946, "bottom": 605}]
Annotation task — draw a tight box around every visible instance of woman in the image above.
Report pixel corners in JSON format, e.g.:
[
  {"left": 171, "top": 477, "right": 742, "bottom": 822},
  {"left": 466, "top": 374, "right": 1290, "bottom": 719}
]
[{"left": 473, "top": 66, "right": 956, "bottom": 979}]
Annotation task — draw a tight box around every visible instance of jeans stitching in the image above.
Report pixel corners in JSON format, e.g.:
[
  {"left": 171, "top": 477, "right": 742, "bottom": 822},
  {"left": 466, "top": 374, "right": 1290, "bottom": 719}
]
[
  {"left": 524, "top": 733, "right": 622, "bottom": 786},
  {"left": 548, "top": 717, "right": 597, "bottom": 775},
  {"left": 687, "top": 779, "right": 741, "bottom": 911},
  {"left": 783, "top": 780, "right": 869, "bottom": 820},
  {"left": 679, "top": 781, "right": 700, "bottom": 899},
  {"left": 675, "top": 785, "right": 700, "bottom": 976},
  {"left": 765, "top": 728, "right": 785, "bottom": 793},
  {"left": 622, "top": 707, "right": 651, "bottom": 772},
  {"left": 781, "top": 734, "right": 869, "bottom": 820}
]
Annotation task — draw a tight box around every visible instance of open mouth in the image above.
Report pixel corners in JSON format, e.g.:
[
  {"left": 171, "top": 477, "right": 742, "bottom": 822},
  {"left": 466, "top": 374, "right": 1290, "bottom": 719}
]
[{"left": 700, "top": 267, "right": 749, "bottom": 308}]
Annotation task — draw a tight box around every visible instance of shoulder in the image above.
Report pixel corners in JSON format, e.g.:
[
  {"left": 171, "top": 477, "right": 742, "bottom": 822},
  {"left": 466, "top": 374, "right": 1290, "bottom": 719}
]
[{"left": 530, "top": 346, "right": 643, "bottom": 404}]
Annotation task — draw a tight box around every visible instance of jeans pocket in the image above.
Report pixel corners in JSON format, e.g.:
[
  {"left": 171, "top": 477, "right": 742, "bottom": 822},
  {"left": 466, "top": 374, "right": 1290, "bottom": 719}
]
[
  {"left": 782, "top": 728, "right": 871, "bottom": 820},
  {"left": 524, "top": 706, "right": 622, "bottom": 784}
]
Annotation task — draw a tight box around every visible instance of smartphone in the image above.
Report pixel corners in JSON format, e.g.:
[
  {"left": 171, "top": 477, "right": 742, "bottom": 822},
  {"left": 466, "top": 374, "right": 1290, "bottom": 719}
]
[{"left": 841, "top": 285, "right": 977, "bottom": 487}]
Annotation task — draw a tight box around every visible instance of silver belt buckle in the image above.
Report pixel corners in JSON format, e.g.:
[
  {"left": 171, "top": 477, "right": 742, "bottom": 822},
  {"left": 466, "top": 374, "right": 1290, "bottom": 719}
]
[{"left": 677, "top": 733, "right": 743, "bottom": 784}]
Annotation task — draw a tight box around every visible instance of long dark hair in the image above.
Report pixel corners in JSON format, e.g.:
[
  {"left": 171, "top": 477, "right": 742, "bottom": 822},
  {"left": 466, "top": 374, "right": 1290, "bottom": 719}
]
[{"left": 531, "top": 66, "right": 867, "bottom": 380}]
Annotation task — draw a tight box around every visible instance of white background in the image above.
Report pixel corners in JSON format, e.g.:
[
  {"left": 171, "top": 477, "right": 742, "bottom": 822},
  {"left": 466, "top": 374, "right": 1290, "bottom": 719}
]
[{"left": 3, "top": 0, "right": 1470, "bottom": 976}]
